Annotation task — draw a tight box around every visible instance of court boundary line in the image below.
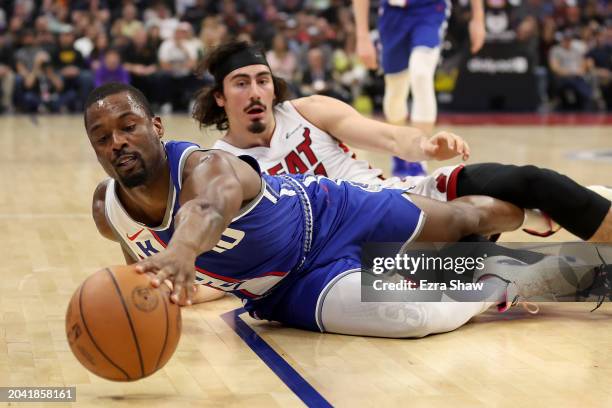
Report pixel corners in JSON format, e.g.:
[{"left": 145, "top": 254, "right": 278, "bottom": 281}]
[{"left": 220, "top": 307, "right": 332, "bottom": 407}]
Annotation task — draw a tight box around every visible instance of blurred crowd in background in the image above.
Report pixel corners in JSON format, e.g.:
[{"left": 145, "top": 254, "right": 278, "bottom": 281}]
[{"left": 0, "top": 0, "right": 609, "bottom": 114}]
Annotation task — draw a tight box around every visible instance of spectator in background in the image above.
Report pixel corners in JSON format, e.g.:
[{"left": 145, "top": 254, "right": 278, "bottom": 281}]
[
  {"left": 266, "top": 33, "right": 298, "bottom": 88},
  {"left": 89, "top": 31, "right": 110, "bottom": 71},
  {"left": 14, "top": 29, "right": 46, "bottom": 111},
  {"left": 301, "top": 46, "right": 346, "bottom": 102},
  {"left": 183, "top": 0, "right": 210, "bottom": 30},
  {"left": 111, "top": 3, "right": 144, "bottom": 39},
  {"left": 94, "top": 48, "right": 129, "bottom": 87},
  {"left": 8, "top": 15, "right": 25, "bottom": 42},
  {"left": 539, "top": 16, "right": 558, "bottom": 68},
  {"left": 199, "top": 15, "right": 228, "bottom": 54},
  {"left": 158, "top": 22, "right": 202, "bottom": 111},
  {"left": 146, "top": 23, "right": 163, "bottom": 51},
  {"left": 34, "top": 16, "right": 49, "bottom": 37},
  {"left": 145, "top": 3, "right": 179, "bottom": 41},
  {"left": 549, "top": 29, "right": 592, "bottom": 110},
  {"left": 0, "top": 31, "right": 15, "bottom": 112},
  {"left": 52, "top": 29, "right": 93, "bottom": 111},
  {"left": 45, "top": 2, "right": 72, "bottom": 34},
  {"left": 72, "top": 10, "right": 93, "bottom": 38},
  {"left": 71, "top": 0, "right": 111, "bottom": 28},
  {"left": 124, "top": 28, "right": 164, "bottom": 107},
  {"left": 37, "top": 29, "right": 58, "bottom": 56},
  {"left": 17, "top": 51, "right": 66, "bottom": 112},
  {"left": 586, "top": 26, "right": 611, "bottom": 110},
  {"left": 75, "top": 24, "right": 100, "bottom": 59},
  {"left": 175, "top": 0, "right": 198, "bottom": 18},
  {"left": 277, "top": 0, "right": 304, "bottom": 14},
  {"left": 13, "top": 0, "right": 35, "bottom": 25}
]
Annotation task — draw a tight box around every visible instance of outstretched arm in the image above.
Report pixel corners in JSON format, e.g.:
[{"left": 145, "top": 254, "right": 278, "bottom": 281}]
[
  {"left": 91, "top": 179, "right": 225, "bottom": 302},
  {"left": 292, "top": 95, "right": 470, "bottom": 162},
  {"left": 136, "top": 150, "right": 261, "bottom": 304}
]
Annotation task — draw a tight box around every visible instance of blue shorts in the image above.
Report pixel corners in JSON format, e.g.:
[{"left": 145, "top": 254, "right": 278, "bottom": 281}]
[
  {"left": 379, "top": 4, "right": 448, "bottom": 74},
  {"left": 246, "top": 176, "right": 425, "bottom": 331}
]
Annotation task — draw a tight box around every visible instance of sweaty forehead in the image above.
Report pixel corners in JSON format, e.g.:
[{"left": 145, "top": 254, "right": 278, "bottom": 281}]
[{"left": 86, "top": 92, "right": 147, "bottom": 126}]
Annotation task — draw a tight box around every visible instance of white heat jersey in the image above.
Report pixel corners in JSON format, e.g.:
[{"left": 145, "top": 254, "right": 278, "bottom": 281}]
[
  {"left": 213, "top": 100, "right": 464, "bottom": 202},
  {"left": 213, "top": 101, "right": 385, "bottom": 185}
]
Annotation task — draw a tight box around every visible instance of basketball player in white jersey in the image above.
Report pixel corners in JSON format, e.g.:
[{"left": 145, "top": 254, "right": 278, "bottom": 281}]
[{"left": 195, "top": 42, "right": 612, "bottom": 244}]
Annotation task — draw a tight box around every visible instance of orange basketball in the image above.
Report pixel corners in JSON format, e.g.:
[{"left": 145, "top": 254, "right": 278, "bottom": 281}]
[{"left": 65, "top": 265, "right": 181, "bottom": 381}]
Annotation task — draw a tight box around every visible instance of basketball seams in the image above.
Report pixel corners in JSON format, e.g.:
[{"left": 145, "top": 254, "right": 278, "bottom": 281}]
[
  {"left": 106, "top": 268, "right": 146, "bottom": 379},
  {"left": 78, "top": 275, "right": 131, "bottom": 380},
  {"left": 154, "top": 287, "right": 170, "bottom": 372}
]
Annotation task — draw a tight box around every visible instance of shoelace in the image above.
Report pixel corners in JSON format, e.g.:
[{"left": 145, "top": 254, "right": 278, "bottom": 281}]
[
  {"left": 505, "top": 296, "right": 540, "bottom": 314},
  {"left": 576, "top": 247, "right": 610, "bottom": 312},
  {"left": 519, "top": 302, "right": 540, "bottom": 314}
]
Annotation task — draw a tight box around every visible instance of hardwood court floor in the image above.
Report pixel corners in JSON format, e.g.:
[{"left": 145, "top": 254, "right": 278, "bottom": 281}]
[{"left": 0, "top": 114, "right": 611, "bottom": 407}]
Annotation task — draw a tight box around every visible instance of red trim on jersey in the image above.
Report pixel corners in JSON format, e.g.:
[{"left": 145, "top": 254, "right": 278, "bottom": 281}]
[
  {"left": 337, "top": 141, "right": 350, "bottom": 153},
  {"left": 148, "top": 229, "right": 168, "bottom": 248},
  {"left": 195, "top": 266, "right": 241, "bottom": 283},
  {"left": 239, "top": 289, "right": 259, "bottom": 298},
  {"left": 446, "top": 164, "right": 465, "bottom": 201}
]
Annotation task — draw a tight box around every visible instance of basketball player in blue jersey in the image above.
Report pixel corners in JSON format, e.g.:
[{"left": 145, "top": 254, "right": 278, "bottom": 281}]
[
  {"left": 353, "top": 0, "right": 485, "bottom": 176},
  {"left": 85, "top": 82, "right": 548, "bottom": 338}
]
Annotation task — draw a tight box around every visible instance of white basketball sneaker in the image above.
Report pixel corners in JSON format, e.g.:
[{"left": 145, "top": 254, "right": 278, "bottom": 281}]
[{"left": 474, "top": 254, "right": 598, "bottom": 312}]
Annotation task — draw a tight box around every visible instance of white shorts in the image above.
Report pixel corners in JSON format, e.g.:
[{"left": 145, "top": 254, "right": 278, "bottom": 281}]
[{"left": 379, "top": 164, "right": 464, "bottom": 202}]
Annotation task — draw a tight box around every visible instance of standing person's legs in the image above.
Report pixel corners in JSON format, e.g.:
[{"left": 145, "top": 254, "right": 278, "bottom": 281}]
[
  {"left": 379, "top": 7, "right": 429, "bottom": 176},
  {"left": 407, "top": 46, "right": 440, "bottom": 134}
]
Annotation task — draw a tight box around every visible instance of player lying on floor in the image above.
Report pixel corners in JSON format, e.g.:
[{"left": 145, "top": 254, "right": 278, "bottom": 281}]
[
  {"left": 193, "top": 41, "right": 612, "bottom": 244},
  {"left": 85, "top": 83, "right": 608, "bottom": 338}
]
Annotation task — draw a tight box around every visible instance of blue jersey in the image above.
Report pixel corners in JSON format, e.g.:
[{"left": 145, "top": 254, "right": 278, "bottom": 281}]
[
  {"left": 379, "top": 0, "right": 450, "bottom": 74},
  {"left": 104, "top": 141, "right": 425, "bottom": 330}
]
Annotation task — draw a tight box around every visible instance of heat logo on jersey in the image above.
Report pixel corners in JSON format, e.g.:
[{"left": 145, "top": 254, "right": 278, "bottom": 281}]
[{"left": 266, "top": 128, "right": 328, "bottom": 176}]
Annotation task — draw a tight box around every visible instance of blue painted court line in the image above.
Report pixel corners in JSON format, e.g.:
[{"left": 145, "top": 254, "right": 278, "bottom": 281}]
[{"left": 221, "top": 308, "right": 332, "bottom": 407}]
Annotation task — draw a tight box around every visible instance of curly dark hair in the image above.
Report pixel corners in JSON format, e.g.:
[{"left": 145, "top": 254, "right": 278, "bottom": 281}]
[{"left": 192, "top": 41, "right": 289, "bottom": 131}]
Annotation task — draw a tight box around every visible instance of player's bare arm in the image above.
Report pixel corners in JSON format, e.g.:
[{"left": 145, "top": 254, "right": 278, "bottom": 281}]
[
  {"left": 136, "top": 150, "right": 261, "bottom": 305},
  {"left": 292, "top": 95, "right": 470, "bottom": 162},
  {"left": 469, "top": 0, "right": 486, "bottom": 54},
  {"left": 352, "top": 0, "right": 378, "bottom": 70}
]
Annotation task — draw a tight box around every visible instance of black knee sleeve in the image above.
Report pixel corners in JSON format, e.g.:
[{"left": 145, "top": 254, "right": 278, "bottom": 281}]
[{"left": 456, "top": 163, "right": 611, "bottom": 240}]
